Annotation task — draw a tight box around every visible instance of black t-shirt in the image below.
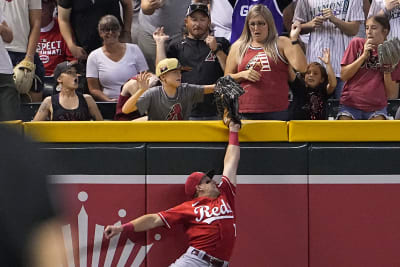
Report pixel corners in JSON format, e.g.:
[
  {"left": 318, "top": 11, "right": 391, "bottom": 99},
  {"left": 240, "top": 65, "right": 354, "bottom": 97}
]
[
  {"left": 289, "top": 73, "right": 328, "bottom": 120},
  {"left": 0, "top": 127, "right": 55, "bottom": 267},
  {"left": 167, "top": 36, "right": 230, "bottom": 117},
  {"left": 58, "top": 0, "right": 123, "bottom": 54}
]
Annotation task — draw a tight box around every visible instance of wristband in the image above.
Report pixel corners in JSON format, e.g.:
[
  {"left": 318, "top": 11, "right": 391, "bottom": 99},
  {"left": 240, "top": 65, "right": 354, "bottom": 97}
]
[
  {"left": 291, "top": 39, "right": 300, "bottom": 45},
  {"left": 229, "top": 131, "right": 239, "bottom": 146},
  {"left": 122, "top": 222, "right": 135, "bottom": 233}
]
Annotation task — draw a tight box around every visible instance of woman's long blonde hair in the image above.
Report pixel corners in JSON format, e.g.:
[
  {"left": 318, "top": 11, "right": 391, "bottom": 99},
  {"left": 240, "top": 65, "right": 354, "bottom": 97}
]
[{"left": 237, "top": 4, "right": 279, "bottom": 63}]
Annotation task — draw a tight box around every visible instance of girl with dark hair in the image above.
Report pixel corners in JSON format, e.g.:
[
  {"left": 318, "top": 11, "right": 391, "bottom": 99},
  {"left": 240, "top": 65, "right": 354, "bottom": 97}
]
[
  {"left": 289, "top": 48, "right": 336, "bottom": 120},
  {"left": 338, "top": 15, "right": 400, "bottom": 120}
]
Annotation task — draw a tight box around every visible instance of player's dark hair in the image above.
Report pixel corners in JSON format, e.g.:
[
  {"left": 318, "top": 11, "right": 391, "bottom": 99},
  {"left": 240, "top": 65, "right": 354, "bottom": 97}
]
[{"left": 367, "top": 15, "right": 390, "bottom": 33}]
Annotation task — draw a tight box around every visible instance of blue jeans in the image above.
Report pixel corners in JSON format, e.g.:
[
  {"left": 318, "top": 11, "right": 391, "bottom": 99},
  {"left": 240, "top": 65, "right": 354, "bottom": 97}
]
[
  {"left": 337, "top": 104, "right": 388, "bottom": 120},
  {"left": 8, "top": 52, "right": 44, "bottom": 92}
]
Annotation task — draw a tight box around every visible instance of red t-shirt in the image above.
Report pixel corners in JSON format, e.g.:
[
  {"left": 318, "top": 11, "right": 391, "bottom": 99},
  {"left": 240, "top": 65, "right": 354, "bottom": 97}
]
[
  {"left": 340, "top": 37, "right": 400, "bottom": 112},
  {"left": 158, "top": 176, "right": 236, "bottom": 261},
  {"left": 38, "top": 19, "right": 75, "bottom": 76},
  {"left": 237, "top": 46, "right": 289, "bottom": 113}
]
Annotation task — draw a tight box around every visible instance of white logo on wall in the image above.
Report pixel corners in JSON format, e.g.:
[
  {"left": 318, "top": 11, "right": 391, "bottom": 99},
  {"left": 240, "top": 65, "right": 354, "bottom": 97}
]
[{"left": 62, "top": 191, "right": 161, "bottom": 267}]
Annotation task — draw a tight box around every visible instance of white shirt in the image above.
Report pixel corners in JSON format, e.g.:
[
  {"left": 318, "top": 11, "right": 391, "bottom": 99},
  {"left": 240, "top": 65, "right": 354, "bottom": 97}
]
[
  {"left": 3, "top": 0, "right": 41, "bottom": 53},
  {"left": 210, "top": 0, "right": 233, "bottom": 40},
  {"left": 0, "top": 9, "right": 13, "bottom": 74},
  {"left": 86, "top": 43, "right": 149, "bottom": 99}
]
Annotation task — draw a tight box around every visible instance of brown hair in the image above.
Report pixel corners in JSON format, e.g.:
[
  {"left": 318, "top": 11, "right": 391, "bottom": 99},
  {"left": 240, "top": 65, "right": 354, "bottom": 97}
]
[
  {"left": 366, "top": 15, "right": 390, "bottom": 33},
  {"left": 306, "top": 62, "right": 328, "bottom": 88}
]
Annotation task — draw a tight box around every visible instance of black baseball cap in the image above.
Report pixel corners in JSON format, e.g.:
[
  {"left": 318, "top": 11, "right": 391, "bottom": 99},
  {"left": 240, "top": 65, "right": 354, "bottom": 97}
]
[
  {"left": 53, "top": 61, "right": 82, "bottom": 81},
  {"left": 186, "top": 3, "right": 210, "bottom": 17}
]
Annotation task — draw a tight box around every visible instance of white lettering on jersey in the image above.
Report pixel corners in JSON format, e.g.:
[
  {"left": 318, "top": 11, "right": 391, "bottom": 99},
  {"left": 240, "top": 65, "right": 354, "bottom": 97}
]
[
  {"left": 194, "top": 199, "right": 233, "bottom": 224},
  {"left": 246, "top": 52, "right": 271, "bottom": 72}
]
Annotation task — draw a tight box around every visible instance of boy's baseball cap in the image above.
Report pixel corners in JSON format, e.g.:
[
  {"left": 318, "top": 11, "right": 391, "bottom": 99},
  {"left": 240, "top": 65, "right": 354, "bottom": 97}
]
[
  {"left": 185, "top": 169, "right": 215, "bottom": 198},
  {"left": 186, "top": 3, "right": 210, "bottom": 17},
  {"left": 156, "top": 58, "right": 191, "bottom": 77}
]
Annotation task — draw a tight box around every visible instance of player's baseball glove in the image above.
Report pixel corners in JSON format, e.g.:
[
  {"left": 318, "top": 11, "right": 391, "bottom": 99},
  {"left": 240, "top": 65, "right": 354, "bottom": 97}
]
[
  {"left": 378, "top": 38, "right": 400, "bottom": 73},
  {"left": 13, "top": 60, "right": 36, "bottom": 94},
  {"left": 214, "top": 75, "right": 245, "bottom": 127}
]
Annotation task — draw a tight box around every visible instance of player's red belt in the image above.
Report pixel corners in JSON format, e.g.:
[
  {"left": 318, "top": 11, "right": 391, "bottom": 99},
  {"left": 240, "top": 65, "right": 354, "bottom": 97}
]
[{"left": 190, "top": 248, "right": 227, "bottom": 267}]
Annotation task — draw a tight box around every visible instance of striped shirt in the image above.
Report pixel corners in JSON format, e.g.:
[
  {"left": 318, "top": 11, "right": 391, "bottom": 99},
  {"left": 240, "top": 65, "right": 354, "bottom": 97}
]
[
  {"left": 368, "top": 0, "right": 400, "bottom": 40},
  {"left": 294, "top": 0, "right": 365, "bottom": 77}
]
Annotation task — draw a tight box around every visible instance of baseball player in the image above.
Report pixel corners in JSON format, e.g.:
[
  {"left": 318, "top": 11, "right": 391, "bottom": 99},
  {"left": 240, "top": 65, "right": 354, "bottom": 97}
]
[
  {"left": 368, "top": 0, "right": 400, "bottom": 40},
  {"left": 104, "top": 119, "right": 241, "bottom": 267}
]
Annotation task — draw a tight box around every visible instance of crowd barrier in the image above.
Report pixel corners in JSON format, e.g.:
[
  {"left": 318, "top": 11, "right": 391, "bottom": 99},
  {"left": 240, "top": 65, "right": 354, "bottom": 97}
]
[{"left": 3, "top": 121, "right": 400, "bottom": 267}]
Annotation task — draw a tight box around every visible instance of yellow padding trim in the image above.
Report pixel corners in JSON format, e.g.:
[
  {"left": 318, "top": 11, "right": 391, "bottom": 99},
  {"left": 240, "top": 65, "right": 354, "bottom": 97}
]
[
  {"left": 24, "top": 121, "right": 288, "bottom": 143},
  {"left": 289, "top": 120, "right": 400, "bottom": 142}
]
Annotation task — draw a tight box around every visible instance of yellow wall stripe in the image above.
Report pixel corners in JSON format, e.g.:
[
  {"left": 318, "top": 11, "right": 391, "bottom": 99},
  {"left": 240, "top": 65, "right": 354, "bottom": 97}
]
[
  {"left": 23, "top": 121, "right": 288, "bottom": 143},
  {"left": 289, "top": 120, "right": 400, "bottom": 142}
]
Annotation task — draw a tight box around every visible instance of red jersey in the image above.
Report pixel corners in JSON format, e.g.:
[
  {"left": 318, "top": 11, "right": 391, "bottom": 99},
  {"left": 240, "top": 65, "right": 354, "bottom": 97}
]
[
  {"left": 158, "top": 176, "right": 236, "bottom": 261},
  {"left": 38, "top": 19, "right": 75, "bottom": 76},
  {"left": 237, "top": 45, "right": 289, "bottom": 113}
]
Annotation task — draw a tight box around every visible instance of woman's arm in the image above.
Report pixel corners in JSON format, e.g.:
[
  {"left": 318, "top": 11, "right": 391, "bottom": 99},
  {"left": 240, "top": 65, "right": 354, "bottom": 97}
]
[
  {"left": 281, "top": 22, "right": 307, "bottom": 73},
  {"left": 341, "top": 40, "right": 372, "bottom": 81},
  {"left": 87, "top": 77, "right": 115, "bottom": 102},
  {"left": 33, "top": 97, "right": 51, "bottom": 121},
  {"left": 25, "top": 9, "right": 41, "bottom": 62},
  {"left": 224, "top": 42, "right": 261, "bottom": 82}
]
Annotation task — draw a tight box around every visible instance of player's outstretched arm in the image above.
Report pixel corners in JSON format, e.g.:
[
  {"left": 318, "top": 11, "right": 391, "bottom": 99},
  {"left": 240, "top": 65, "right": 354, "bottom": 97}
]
[
  {"left": 222, "top": 122, "right": 241, "bottom": 186},
  {"left": 104, "top": 213, "right": 164, "bottom": 239}
]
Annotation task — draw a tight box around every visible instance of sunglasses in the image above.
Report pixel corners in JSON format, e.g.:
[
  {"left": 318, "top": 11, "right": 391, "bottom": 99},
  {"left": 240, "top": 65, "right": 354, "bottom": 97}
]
[
  {"left": 188, "top": 4, "right": 209, "bottom": 14},
  {"left": 99, "top": 25, "right": 120, "bottom": 33}
]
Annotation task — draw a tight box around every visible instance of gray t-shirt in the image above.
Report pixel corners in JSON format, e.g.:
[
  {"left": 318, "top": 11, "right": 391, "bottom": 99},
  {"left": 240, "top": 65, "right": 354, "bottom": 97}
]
[
  {"left": 137, "top": 83, "right": 204, "bottom": 120},
  {"left": 138, "top": 0, "right": 190, "bottom": 37}
]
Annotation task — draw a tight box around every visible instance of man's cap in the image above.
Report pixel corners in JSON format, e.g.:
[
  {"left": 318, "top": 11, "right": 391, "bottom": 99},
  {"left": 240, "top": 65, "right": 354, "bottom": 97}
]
[
  {"left": 186, "top": 3, "right": 210, "bottom": 17},
  {"left": 185, "top": 169, "right": 215, "bottom": 198},
  {"left": 156, "top": 58, "right": 192, "bottom": 77},
  {"left": 53, "top": 61, "right": 81, "bottom": 81}
]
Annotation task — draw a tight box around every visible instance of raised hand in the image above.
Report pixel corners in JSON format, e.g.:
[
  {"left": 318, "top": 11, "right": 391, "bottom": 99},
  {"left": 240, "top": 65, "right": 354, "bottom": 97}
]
[
  {"left": 290, "top": 21, "right": 301, "bottom": 40},
  {"left": 152, "top": 27, "right": 169, "bottom": 43},
  {"left": 205, "top": 35, "right": 218, "bottom": 52},
  {"left": 137, "top": 72, "right": 152, "bottom": 91},
  {"left": 318, "top": 48, "right": 331, "bottom": 65},
  {"left": 385, "top": 0, "right": 400, "bottom": 11}
]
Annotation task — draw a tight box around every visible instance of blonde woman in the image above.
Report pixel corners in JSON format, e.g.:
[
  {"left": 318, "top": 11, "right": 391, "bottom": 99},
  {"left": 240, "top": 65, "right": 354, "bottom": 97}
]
[{"left": 225, "top": 4, "right": 307, "bottom": 120}]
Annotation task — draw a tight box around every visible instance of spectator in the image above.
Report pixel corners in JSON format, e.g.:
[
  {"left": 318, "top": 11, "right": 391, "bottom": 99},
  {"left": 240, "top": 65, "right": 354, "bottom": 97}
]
[
  {"left": 294, "top": 0, "right": 364, "bottom": 99},
  {"left": 37, "top": 0, "right": 75, "bottom": 76},
  {"left": 3, "top": 0, "right": 45, "bottom": 102},
  {"left": 86, "top": 15, "right": 148, "bottom": 102},
  {"left": 57, "top": 0, "right": 133, "bottom": 61},
  {"left": 289, "top": 48, "right": 336, "bottom": 120},
  {"left": 0, "top": 9, "right": 19, "bottom": 121},
  {"left": 137, "top": 0, "right": 191, "bottom": 72},
  {"left": 225, "top": 4, "right": 307, "bottom": 120},
  {"left": 124, "top": 58, "right": 215, "bottom": 120},
  {"left": 368, "top": 0, "right": 400, "bottom": 39},
  {"left": 33, "top": 61, "right": 103, "bottom": 121},
  {"left": 153, "top": 3, "right": 230, "bottom": 120},
  {"left": 338, "top": 15, "right": 400, "bottom": 120},
  {"left": 114, "top": 72, "right": 160, "bottom": 120}
]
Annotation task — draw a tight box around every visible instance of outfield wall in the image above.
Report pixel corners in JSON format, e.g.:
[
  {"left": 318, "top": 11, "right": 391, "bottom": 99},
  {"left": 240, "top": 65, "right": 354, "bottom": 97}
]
[{"left": 6, "top": 121, "right": 400, "bottom": 267}]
